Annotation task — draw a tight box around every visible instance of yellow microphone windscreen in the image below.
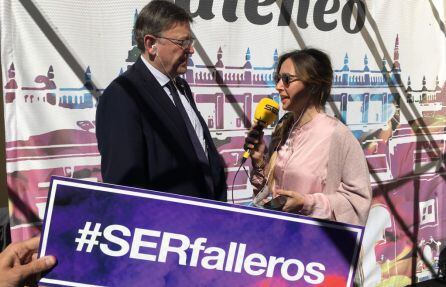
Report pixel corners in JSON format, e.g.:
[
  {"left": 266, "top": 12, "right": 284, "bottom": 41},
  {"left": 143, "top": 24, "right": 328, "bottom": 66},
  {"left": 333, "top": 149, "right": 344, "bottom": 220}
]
[{"left": 254, "top": 98, "right": 279, "bottom": 125}]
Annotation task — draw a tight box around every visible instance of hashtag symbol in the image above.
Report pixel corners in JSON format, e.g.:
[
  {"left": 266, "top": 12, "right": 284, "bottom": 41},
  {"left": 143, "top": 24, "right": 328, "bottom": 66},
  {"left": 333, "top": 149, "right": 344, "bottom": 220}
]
[{"left": 75, "top": 221, "right": 102, "bottom": 253}]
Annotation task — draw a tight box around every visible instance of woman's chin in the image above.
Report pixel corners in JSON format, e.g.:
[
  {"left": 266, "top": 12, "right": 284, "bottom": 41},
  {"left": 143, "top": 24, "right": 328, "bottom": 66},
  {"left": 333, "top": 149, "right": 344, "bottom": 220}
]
[
  {"left": 281, "top": 103, "right": 291, "bottom": 111},
  {"left": 281, "top": 100, "right": 290, "bottom": 111}
]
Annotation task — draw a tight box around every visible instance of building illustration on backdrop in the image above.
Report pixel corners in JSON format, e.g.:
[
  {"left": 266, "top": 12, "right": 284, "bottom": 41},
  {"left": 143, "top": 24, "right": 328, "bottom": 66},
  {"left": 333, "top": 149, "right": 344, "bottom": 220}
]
[{"left": 3, "top": 10, "right": 446, "bottom": 283}]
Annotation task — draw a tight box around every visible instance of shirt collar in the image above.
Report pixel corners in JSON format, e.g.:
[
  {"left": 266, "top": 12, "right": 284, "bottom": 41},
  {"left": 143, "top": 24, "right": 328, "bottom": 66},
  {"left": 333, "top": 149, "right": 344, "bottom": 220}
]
[{"left": 140, "top": 55, "right": 170, "bottom": 87}]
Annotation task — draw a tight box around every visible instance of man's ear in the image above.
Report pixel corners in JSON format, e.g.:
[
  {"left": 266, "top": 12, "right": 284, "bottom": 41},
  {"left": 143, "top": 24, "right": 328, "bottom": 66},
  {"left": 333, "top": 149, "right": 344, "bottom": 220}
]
[{"left": 144, "top": 35, "right": 157, "bottom": 56}]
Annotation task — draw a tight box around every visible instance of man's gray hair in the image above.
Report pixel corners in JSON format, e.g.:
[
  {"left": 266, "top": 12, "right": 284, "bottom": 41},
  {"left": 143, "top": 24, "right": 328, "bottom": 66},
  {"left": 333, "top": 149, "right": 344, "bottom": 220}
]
[{"left": 135, "top": 0, "right": 193, "bottom": 52}]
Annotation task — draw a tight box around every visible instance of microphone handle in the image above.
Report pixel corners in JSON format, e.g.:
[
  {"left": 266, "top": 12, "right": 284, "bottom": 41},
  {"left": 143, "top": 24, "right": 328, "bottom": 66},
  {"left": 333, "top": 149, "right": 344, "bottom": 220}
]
[
  {"left": 242, "top": 150, "right": 251, "bottom": 160},
  {"left": 241, "top": 122, "right": 266, "bottom": 163}
]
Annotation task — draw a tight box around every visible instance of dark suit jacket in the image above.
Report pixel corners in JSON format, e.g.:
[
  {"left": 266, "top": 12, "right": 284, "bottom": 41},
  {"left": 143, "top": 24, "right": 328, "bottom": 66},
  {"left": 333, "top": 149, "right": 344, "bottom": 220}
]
[{"left": 96, "top": 57, "right": 227, "bottom": 201}]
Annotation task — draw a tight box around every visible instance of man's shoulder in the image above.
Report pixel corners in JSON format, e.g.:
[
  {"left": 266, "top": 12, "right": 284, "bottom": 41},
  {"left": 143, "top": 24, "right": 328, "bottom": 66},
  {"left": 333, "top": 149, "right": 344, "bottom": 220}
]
[
  {"left": 99, "top": 71, "right": 141, "bottom": 110},
  {"left": 102, "top": 76, "right": 128, "bottom": 98},
  {"left": 102, "top": 63, "right": 144, "bottom": 96},
  {"left": 108, "top": 64, "right": 138, "bottom": 84}
]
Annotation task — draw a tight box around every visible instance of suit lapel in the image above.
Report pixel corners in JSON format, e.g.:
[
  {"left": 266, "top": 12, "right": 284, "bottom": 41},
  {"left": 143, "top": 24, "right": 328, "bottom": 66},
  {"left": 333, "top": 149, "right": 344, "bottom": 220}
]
[
  {"left": 126, "top": 58, "right": 196, "bottom": 161},
  {"left": 178, "top": 78, "right": 218, "bottom": 196},
  {"left": 180, "top": 78, "right": 217, "bottom": 158}
]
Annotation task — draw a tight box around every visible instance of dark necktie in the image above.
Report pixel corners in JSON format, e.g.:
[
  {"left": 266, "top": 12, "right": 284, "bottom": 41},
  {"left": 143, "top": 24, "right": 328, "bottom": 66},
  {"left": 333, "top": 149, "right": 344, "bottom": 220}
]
[{"left": 166, "top": 80, "right": 214, "bottom": 195}]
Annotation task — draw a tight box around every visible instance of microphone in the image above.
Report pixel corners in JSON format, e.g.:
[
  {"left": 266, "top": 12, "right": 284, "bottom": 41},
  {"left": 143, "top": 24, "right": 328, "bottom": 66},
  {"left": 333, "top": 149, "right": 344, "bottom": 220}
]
[{"left": 241, "top": 98, "right": 279, "bottom": 163}]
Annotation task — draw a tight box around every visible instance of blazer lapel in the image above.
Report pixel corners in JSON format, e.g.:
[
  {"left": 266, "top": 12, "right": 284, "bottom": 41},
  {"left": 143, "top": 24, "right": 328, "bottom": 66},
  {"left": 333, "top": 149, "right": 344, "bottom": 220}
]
[
  {"left": 126, "top": 58, "right": 197, "bottom": 161},
  {"left": 180, "top": 78, "right": 217, "bottom": 158},
  {"left": 178, "top": 78, "right": 218, "bottom": 197}
]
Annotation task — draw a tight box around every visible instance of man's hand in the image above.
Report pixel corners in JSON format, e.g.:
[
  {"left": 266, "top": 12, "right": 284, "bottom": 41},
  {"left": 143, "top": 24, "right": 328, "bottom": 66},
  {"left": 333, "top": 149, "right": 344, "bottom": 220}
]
[{"left": 0, "top": 237, "right": 56, "bottom": 287}]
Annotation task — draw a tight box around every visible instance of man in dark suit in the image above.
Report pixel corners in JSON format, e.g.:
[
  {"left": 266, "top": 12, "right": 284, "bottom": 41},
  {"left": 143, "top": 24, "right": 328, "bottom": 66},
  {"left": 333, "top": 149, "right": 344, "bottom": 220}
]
[{"left": 96, "top": 0, "right": 227, "bottom": 201}]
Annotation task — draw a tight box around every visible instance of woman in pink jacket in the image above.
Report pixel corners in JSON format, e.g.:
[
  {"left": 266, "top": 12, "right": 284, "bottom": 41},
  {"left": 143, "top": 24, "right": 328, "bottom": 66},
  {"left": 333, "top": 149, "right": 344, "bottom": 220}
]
[{"left": 247, "top": 48, "right": 372, "bottom": 226}]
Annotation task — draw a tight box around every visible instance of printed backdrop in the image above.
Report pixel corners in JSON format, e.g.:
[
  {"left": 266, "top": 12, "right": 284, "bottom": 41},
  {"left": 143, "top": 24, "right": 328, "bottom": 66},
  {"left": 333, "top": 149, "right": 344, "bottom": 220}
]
[{"left": 1, "top": 0, "right": 445, "bottom": 286}]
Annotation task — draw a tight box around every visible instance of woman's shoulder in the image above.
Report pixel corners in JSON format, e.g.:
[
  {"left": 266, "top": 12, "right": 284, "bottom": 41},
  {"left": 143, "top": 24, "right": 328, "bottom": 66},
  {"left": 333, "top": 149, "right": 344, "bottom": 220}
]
[{"left": 325, "top": 115, "right": 360, "bottom": 144}]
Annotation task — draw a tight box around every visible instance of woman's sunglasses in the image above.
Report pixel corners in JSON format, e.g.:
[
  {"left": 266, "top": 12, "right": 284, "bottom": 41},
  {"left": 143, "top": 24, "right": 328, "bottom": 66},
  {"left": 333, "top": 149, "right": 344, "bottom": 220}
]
[{"left": 273, "top": 73, "right": 300, "bottom": 85}]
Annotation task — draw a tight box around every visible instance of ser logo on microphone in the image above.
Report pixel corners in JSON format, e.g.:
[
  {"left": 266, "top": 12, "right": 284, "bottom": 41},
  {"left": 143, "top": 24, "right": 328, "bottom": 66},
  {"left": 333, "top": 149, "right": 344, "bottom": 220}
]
[
  {"left": 253, "top": 98, "right": 279, "bottom": 125},
  {"left": 264, "top": 104, "right": 279, "bottom": 115}
]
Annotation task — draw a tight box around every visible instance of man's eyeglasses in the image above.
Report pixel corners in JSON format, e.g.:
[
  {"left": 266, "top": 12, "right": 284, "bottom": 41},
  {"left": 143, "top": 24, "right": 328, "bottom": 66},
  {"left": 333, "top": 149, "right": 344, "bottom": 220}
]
[
  {"left": 273, "top": 73, "right": 300, "bottom": 85},
  {"left": 156, "top": 36, "right": 195, "bottom": 49}
]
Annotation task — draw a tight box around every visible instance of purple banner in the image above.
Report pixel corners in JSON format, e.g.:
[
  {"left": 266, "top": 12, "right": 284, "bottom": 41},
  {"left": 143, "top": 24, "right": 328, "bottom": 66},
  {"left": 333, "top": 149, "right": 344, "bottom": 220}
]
[{"left": 38, "top": 177, "right": 364, "bottom": 287}]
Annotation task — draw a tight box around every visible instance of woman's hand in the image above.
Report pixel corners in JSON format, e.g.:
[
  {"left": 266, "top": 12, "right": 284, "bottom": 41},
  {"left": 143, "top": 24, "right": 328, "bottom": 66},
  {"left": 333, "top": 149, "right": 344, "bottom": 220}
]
[
  {"left": 244, "top": 122, "right": 267, "bottom": 168},
  {"left": 275, "top": 189, "right": 306, "bottom": 213}
]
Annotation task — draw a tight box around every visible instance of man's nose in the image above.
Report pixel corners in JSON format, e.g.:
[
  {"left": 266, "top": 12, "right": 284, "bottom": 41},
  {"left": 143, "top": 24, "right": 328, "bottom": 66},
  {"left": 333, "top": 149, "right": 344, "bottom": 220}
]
[{"left": 186, "top": 45, "right": 195, "bottom": 55}]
